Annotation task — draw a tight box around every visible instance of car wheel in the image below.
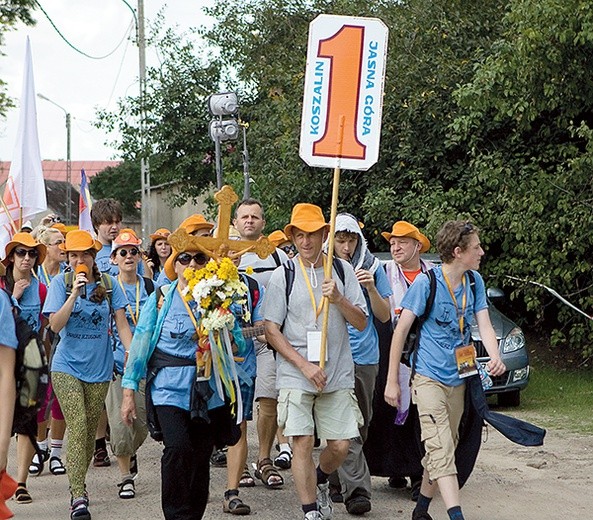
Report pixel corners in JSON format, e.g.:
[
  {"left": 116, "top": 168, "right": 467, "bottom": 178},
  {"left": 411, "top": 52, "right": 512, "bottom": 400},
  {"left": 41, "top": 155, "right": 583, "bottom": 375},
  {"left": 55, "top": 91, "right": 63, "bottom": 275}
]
[{"left": 498, "top": 390, "right": 520, "bottom": 407}]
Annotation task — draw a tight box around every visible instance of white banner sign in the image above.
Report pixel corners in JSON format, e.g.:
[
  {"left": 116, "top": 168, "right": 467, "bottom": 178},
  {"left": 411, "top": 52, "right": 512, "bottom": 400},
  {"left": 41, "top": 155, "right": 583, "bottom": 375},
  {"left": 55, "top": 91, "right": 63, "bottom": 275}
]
[{"left": 299, "top": 15, "right": 388, "bottom": 171}]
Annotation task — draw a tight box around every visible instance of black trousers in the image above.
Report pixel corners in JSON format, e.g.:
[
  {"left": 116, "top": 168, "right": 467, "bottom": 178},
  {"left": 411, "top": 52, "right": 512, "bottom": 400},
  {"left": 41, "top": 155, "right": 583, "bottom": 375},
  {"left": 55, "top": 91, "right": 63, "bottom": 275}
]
[{"left": 156, "top": 405, "right": 214, "bottom": 520}]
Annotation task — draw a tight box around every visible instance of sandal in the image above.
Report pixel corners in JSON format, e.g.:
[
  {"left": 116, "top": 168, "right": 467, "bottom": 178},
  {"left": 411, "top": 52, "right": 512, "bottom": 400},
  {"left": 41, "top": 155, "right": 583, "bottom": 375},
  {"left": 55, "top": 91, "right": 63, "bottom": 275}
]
[
  {"left": 49, "top": 456, "right": 67, "bottom": 476},
  {"left": 254, "top": 458, "right": 284, "bottom": 488},
  {"left": 14, "top": 484, "right": 32, "bottom": 504},
  {"left": 28, "top": 449, "right": 49, "bottom": 476},
  {"left": 118, "top": 477, "right": 135, "bottom": 499},
  {"left": 239, "top": 465, "right": 255, "bottom": 488},
  {"left": 273, "top": 444, "right": 292, "bottom": 470},
  {"left": 223, "top": 496, "right": 251, "bottom": 515}
]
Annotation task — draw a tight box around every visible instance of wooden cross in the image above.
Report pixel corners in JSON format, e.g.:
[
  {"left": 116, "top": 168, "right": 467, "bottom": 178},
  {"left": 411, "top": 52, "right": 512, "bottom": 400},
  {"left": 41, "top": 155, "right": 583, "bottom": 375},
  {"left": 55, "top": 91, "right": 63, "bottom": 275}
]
[{"left": 168, "top": 185, "right": 276, "bottom": 261}]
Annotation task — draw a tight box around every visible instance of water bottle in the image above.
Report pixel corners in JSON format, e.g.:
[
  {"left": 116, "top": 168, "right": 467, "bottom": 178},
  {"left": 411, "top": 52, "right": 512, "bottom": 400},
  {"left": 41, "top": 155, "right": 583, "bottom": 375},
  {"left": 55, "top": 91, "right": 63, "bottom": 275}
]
[{"left": 478, "top": 363, "right": 493, "bottom": 391}]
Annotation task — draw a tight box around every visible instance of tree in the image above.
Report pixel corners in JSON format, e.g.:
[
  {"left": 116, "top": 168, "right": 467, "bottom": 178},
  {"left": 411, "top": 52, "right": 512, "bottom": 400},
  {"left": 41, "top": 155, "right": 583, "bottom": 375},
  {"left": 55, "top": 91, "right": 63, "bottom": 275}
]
[
  {"left": 0, "top": 0, "right": 37, "bottom": 117},
  {"left": 89, "top": 160, "right": 141, "bottom": 218},
  {"left": 96, "top": 18, "right": 221, "bottom": 206}
]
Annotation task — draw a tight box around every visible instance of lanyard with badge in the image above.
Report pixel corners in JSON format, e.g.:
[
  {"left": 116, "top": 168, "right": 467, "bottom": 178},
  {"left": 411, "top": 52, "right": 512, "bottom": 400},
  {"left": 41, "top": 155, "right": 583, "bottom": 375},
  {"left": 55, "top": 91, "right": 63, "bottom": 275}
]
[
  {"left": 117, "top": 276, "right": 140, "bottom": 326},
  {"left": 442, "top": 270, "right": 478, "bottom": 378},
  {"left": 298, "top": 256, "right": 328, "bottom": 363}
]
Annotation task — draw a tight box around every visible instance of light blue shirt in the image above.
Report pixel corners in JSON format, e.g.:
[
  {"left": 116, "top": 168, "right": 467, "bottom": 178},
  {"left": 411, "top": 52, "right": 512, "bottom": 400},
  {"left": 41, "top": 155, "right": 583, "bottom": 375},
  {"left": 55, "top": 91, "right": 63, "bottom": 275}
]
[
  {"left": 402, "top": 266, "right": 488, "bottom": 386},
  {"left": 18, "top": 277, "right": 42, "bottom": 333},
  {"left": 0, "top": 290, "right": 18, "bottom": 349},
  {"left": 347, "top": 266, "right": 392, "bottom": 365},
  {"left": 113, "top": 276, "right": 151, "bottom": 375},
  {"left": 43, "top": 273, "right": 127, "bottom": 383}
]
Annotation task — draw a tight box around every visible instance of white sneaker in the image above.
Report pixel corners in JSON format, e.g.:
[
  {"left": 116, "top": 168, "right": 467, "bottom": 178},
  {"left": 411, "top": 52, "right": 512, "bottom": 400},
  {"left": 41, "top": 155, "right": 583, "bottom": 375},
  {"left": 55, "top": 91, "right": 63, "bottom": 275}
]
[
  {"left": 316, "top": 482, "right": 333, "bottom": 519},
  {"left": 304, "top": 511, "right": 323, "bottom": 520}
]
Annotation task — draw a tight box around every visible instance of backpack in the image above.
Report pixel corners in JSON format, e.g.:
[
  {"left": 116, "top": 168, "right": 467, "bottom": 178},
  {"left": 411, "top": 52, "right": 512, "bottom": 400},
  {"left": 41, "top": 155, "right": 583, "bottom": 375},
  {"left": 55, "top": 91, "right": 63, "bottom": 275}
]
[
  {"left": 403, "top": 269, "right": 476, "bottom": 366},
  {"left": 2, "top": 289, "right": 49, "bottom": 440},
  {"left": 282, "top": 257, "right": 346, "bottom": 300},
  {"left": 64, "top": 270, "right": 114, "bottom": 304}
]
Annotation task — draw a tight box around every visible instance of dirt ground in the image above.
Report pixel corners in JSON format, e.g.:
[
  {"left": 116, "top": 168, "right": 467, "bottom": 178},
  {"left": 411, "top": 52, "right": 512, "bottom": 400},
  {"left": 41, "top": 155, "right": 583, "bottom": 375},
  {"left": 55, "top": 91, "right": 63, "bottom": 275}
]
[{"left": 5, "top": 410, "right": 592, "bottom": 520}]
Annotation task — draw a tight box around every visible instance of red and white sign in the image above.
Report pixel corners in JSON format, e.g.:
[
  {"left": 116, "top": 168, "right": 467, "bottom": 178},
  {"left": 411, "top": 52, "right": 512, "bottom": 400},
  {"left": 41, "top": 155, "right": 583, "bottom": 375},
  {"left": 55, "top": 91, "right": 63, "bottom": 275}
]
[{"left": 299, "top": 15, "right": 388, "bottom": 171}]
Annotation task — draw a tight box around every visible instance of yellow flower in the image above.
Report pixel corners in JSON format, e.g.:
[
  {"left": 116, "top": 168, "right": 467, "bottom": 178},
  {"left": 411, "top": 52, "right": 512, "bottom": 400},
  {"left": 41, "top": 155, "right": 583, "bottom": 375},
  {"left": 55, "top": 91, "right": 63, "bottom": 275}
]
[
  {"left": 221, "top": 298, "right": 231, "bottom": 309},
  {"left": 245, "top": 266, "right": 254, "bottom": 275},
  {"left": 201, "top": 296, "right": 212, "bottom": 309}
]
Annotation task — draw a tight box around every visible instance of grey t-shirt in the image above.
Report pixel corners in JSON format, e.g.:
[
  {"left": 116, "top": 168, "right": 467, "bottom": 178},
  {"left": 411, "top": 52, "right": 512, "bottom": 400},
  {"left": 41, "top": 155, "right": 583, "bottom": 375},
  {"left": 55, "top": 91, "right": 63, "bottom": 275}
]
[
  {"left": 263, "top": 257, "right": 368, "bottom": 393},
  {"left": 238, "top": 248, "right": 289, "bottom": 288}
]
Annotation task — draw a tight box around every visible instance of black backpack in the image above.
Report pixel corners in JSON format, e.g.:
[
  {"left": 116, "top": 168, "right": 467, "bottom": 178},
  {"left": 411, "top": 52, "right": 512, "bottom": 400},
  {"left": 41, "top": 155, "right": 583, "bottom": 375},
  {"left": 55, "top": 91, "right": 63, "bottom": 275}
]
[{"left": 3, "top": 290, "right": 49, "bottom": 440}]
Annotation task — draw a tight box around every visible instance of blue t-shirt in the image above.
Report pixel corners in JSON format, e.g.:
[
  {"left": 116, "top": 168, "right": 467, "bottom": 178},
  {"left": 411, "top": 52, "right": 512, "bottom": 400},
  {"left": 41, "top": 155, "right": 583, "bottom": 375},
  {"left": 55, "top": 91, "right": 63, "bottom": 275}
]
[
  {"left": 18, "top": 277, "right": 43, "bottom": 333},
  {"left": 151, "top": 289, "right": 199, "bottom": 410},
  {"left": 402, "top": 266, "right": 488, "bottom": 387},
  {"left": 0, "top": 290, "right": 18, "bottom": 349},
  {"left": 347, "top": 266, "right": 392, "bottom": 365},
  {"left": 43, "top": 273, "right": 127, "bottom": 383},
  {"left": 113, "top": 276, "right": 151, "bottom": 375},
  {"left": 155, "top": 269, "right": 171, "bottom": 289},
  {"left": 37, "top": 263, "right": 66, "bottom": 287}
]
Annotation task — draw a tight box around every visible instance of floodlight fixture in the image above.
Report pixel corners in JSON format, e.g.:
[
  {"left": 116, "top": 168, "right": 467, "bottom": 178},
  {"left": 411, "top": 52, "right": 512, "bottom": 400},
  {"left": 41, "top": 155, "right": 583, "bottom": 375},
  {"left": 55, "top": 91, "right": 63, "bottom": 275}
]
[
  {"left": 208, "top": 92, "right": 239, "bottom": 116},
  {"left": 209, "top": 119, "right": 240, "bottom": 142}
]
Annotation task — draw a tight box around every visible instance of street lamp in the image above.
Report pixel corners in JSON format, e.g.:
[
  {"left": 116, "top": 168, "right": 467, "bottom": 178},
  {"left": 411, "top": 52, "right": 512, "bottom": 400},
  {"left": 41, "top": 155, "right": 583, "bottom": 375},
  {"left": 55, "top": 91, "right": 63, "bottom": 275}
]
[
  {"left": 37, "top": 93, "right": 72, "bottom": 225},
  {"left": 208, "top": 92, "right": 240, "bottom": 189}
]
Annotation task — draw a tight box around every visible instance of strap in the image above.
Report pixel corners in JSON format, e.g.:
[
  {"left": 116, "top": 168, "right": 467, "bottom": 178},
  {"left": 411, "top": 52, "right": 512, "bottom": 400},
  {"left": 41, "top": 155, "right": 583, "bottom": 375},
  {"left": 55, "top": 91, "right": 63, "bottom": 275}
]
[
  {"left": 271, "top": 250, "right": 281, "bottom": 267},
  {"left": 243, "top": 274, "right": 259, "bottom": 324},
  {"left": 143, "top": 276, "right": 155, "bottom": 296},
  {"left": 283, "top": 259, "right": 295, "bottom": 301}
]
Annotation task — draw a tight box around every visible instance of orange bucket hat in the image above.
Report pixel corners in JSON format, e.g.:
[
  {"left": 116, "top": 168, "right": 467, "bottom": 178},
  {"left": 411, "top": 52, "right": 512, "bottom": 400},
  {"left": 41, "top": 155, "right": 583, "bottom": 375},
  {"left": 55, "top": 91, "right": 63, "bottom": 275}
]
[
  {"left": 381, "top": 221, "right": 430, "bottom": 253},
  {"left": 149, "top": 228, "right": 171, "bottom": 242},
  {"left": 179, "top": 214, "right": 214, "bottom": 235},
  {"left": 3, "top": 232, "right": 47, "bottom": 266},
  {"left": 284, "top": 203, "right": 330, "bottom": 238},
  {"left": 268, "top": 230, "right": 290, "bottom": 247},
  {"left": 59, "top": 230, "right": 102, "bottom": 253},
  {"left": 51, "top": 222, "right": 69, "bottom": 235}
]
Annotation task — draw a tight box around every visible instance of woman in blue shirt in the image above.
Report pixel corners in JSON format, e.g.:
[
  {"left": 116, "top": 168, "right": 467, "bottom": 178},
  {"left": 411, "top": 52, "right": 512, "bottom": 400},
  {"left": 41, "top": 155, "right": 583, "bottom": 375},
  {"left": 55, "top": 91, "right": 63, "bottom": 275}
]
[
  {"left": 1, "top": 232, "right": 46, "bottom": 504},
  {"left": 121, "top": 244, "right": 214, "bottom": 520},
  {"left": 43, "top": 230, "right": 132, "bottom": 520}
]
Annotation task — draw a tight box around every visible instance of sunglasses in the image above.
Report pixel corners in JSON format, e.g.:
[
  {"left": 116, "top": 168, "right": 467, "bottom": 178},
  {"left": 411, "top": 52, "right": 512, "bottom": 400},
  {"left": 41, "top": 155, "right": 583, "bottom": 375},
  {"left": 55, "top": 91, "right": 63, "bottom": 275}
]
[
  {"left": 281, "top": 244, "right": 296, "bottom": 255},
  {"left": 117, "top": 248, "right": 140, "bottom": 257},
  {"left": 177, "top": 252, "right": 209, "bottom": 266},
  {"left": 461, "top": 222, "right": 475, "bottom": 236},
  {"left": 50, "top": 240, "right": 65, "bottom": 246},
  {"left": 14, "top": 248, "right": 39, "bottom": 258}
]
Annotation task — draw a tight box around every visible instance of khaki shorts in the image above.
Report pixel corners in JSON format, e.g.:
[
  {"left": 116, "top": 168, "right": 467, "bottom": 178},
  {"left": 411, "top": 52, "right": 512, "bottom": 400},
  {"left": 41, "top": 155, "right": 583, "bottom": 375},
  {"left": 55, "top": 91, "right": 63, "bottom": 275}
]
[
  {"left": 412, "top": 374, "right": 466, "bottom": 480},
  {"left": 105, "top": 375, "right": 148, "bottom": 457},
  {"left": 277, "top": 388, "right": 363, "bottom": 440},
  {"left": 254, "top": 345, "right": 277, "bottom": 400}
]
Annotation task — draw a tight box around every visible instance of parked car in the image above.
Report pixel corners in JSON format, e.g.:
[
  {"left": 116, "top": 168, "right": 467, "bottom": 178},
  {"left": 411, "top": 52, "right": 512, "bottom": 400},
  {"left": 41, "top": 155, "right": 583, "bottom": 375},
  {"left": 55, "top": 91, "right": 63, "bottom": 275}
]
[{"left": 375, "top": 252, "right": 529, "bottom": 406}]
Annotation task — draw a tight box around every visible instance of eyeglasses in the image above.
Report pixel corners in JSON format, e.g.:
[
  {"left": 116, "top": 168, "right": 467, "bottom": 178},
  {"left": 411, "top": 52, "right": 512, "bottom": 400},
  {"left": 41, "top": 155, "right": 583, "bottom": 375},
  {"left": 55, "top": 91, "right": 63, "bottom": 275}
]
[
  {"left": 281, "top": 244, "right": 296, "bottom": 255},
  {"left": 14, "top": 248, "right": 39, "bottom": 258},
  {"left": 461, "top": 222, "right": 475, "bottom": 236},
  {"left": 117, "top": 248, "right": 139, "bottom": 257},
  {"left": 177, "top": 252, "right": 209, "bottom": 266}
]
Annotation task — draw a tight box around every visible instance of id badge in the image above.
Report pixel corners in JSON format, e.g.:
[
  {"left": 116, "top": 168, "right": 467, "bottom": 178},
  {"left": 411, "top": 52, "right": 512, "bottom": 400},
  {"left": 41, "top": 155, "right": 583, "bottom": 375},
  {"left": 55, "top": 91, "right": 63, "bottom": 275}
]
[
  {"left": 455, "top": 344, "right": 478, "bottom": 378},
  {"left": 306, "top": 330, "right": 328, "bottom": 362}
]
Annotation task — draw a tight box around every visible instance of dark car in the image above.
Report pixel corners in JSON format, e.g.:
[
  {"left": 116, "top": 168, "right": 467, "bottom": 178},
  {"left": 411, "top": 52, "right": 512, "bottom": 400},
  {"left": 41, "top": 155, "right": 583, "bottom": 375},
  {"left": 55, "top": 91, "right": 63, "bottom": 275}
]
[{"left": 375, "top": 252, "right": 529, "bottom": 406}]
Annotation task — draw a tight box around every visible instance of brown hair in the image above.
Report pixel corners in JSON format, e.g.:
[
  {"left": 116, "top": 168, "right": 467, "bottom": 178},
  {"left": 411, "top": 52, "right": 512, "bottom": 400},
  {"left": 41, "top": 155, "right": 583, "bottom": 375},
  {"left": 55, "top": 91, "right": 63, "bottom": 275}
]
[
  {"left": 436, "top": 220, "right": 480, "bottom": 264},
  {"left": 91, "top": 198, "right": 123, "bottom": 232}
]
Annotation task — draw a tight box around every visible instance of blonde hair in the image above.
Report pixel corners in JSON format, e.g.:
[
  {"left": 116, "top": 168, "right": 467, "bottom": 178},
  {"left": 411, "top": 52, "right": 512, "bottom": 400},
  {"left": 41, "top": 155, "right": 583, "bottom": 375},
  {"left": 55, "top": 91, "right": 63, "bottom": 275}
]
[{"left": 37, "top": 227, "right": 64, "bottom": 246}]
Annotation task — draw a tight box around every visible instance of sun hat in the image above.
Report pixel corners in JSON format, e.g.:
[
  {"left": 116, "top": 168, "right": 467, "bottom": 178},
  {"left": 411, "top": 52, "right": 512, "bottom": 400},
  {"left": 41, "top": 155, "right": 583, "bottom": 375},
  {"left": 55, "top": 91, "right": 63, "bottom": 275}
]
[
  {"left": 3, "top": 232, "right": 47, "bottom": 266},
  {"left": 381, "top": 221, "right": 430, "bottom": 253},
  {"left": 284, "top": 203, "right": 330, "bottom": 238},
  {"left": 179, "top": 214, "right": 214, "bottom": 235},
  {"left": 111, "top": 229, "right": 142, "bottom": 253},
  {"left": 268, "top": 230, "right": 290, "bottom": 247},
  {"left": 149, "top": 228, "right": 171, "bottom": 242},
  {"left": 51, "top": 222, "right": 69, "bottom": 235},
  {"left": 59, "top": 229, "right": 102, "bottom": 253}
]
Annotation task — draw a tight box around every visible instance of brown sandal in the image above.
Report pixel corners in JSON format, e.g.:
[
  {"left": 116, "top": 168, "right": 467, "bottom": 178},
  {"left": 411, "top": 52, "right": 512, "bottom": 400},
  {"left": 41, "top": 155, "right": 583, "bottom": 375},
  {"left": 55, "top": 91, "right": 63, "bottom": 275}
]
[
  {"left": 254, "top": 458, "right": 284, "bottom": 488},
  {"left": 239, "top": 465, "right": 255, "bottom": 488},
  {"left": 223, "top": 496, "right": 251, "bottom": 515}
]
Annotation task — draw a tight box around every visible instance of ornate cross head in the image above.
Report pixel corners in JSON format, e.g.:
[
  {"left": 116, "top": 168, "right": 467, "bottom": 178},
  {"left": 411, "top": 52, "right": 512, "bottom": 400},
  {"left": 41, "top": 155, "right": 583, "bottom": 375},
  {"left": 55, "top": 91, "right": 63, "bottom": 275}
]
[{"left": 168, "top": 185, "right": 276, "bottom": 261}]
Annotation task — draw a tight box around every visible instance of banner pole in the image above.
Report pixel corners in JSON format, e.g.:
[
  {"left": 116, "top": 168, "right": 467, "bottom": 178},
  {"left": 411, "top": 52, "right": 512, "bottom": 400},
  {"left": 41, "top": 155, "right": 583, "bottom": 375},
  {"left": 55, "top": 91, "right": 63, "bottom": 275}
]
[
  {"left": 319, "top": 115, "right": 345, "bottom": 370},
  {"left": 0, "top": 197, "right": 18, "bottom": 233}
]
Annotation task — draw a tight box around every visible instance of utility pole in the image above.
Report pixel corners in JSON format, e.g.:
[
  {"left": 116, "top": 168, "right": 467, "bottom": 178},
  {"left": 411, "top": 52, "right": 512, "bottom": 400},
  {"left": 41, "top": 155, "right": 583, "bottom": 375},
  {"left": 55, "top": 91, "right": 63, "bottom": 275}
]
[{"left": 138, "top": 0, "right": 151, "bottom": 241}]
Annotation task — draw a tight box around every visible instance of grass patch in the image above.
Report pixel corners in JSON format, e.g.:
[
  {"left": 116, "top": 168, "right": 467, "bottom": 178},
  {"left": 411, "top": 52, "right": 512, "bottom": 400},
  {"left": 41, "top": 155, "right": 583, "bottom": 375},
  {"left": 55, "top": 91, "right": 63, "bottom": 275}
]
[{"left": 516, "top": 363, "right": 593, "bottom": 434}]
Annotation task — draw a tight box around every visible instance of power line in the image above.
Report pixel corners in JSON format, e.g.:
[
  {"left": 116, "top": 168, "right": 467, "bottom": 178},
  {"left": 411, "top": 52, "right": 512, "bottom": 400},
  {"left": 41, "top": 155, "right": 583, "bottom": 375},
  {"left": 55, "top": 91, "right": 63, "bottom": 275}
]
[{"left": 33, "top": 0, "right": 134, "bottom": 60}]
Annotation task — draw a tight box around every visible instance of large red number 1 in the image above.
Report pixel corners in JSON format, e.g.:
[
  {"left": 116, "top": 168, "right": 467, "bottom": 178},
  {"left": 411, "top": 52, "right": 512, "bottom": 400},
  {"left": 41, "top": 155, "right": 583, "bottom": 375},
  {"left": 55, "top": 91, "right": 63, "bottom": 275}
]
[{"left": 313, "top": 25, "right": 366, "bottom": 159}]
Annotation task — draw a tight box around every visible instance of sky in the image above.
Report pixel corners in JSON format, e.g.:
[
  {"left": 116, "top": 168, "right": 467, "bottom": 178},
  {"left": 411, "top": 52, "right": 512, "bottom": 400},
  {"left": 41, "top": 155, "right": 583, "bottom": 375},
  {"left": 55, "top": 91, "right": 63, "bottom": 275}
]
[{"left": 0, "top": 0, "right": 213, "bottom": 162}]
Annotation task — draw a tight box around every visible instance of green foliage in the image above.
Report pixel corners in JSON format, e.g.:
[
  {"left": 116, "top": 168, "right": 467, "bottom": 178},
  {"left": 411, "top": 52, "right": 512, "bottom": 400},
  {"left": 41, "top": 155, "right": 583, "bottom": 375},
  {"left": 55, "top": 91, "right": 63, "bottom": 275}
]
[
  {"left": 95, "top": 19, "right": 221, "bottom": 206},
  {"left": 89, "top": 161, "right": 141, "bottom": 218}
]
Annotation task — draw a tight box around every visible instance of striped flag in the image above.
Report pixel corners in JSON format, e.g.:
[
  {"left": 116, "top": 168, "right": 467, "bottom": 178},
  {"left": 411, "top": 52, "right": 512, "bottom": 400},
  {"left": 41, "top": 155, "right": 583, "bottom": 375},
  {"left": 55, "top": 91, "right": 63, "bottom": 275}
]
[
  {"left": 78, "top": 169, "right": 93, "bottom": 233},
  {"left": 0, "top": 37, "right": 47, "bottom": 258}
]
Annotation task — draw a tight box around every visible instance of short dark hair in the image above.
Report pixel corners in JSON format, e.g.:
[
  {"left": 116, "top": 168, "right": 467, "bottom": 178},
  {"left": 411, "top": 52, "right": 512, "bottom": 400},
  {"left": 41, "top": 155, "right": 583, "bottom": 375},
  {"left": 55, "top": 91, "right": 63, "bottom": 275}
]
[
  {"left": 436, "top": 220, "right": 479, "bottom": 263},
  {"left": 234, "top": 198, "right": 265, "bottom": 220},
  {"left": 91, "top": 199, "right": 123, "bottom": 232}
]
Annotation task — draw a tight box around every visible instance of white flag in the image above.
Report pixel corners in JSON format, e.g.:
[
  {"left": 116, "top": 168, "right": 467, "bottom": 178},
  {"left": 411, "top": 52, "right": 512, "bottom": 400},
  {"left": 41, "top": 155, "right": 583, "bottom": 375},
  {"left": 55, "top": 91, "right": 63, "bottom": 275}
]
[{"left": 0, "top": 37, "right": 47, "bottom": 258}]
